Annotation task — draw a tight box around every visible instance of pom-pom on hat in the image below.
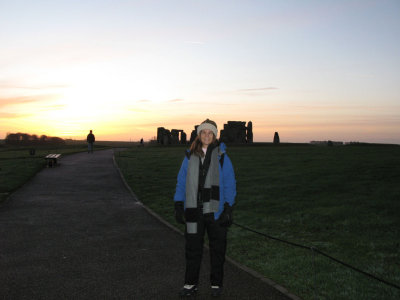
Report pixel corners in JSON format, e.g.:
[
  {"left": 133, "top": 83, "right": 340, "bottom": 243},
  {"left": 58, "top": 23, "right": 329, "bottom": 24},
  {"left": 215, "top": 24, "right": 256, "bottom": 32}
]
[{"left": 197, "top": 119, "right": 218, "bottom": 137}]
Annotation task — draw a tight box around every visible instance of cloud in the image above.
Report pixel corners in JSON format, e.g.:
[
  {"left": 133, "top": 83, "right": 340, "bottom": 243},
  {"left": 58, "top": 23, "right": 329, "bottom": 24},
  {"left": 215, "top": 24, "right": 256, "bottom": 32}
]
[
  {"left": 0, "top": 80, "right": 69, "bottom": 91},
  {"left": 0, "top": 96, "right": 42, "bottom": 108},
  {"left": 237, "top": 87, "right": 278, "bottom": 92},
  {"left": 168, "top": 99, "right": 184, "bottom": 102},
  {"left": 0, "top": 94, "right": 60, "bottom": 108},
  {"left": 233, "top": 87, "right": 279, "bottom": 96},
  {"left": 137, "top": 99, "right": 151, "bottom": 103},
  {"left": 292, "top": 105, "right": 400, "bottom": 112},
  {"left": 185, "top": 101, "right": 241, "bottom": 106},
  {"left": 0, "top": 84, "right": 69, "bottom": 90},
  {"left": 0, "top": 112, "right": 32, "bottom": 119},
  {"left": 0, "top": 96, "right": 37, "bottom": 108}
]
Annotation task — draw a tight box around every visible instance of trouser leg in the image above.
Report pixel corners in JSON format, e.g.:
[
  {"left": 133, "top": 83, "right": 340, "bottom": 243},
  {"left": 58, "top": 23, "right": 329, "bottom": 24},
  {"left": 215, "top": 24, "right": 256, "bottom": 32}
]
[
  {"left": 184, "top": 217, "right": 205, "bottom": 285},
  {"left": 207, "top": 218, "right": 227, "bottom": 286}
]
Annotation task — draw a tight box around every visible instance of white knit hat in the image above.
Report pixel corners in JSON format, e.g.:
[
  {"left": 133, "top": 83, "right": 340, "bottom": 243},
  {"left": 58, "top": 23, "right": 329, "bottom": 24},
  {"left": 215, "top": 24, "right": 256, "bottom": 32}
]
[{"left": 197, "top": 119, "right": 218, "bottom": 137}]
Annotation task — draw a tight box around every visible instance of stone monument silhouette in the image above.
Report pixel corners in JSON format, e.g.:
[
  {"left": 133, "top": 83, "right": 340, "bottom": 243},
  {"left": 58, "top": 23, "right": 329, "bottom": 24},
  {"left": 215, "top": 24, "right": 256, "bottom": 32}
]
[
  {"left": 273, "top": 132, "right": 280, "bottom": 144},
  {"left": 219, "top": 121, "right": 253, "bottom": 144},
  {"left": 157, "top": 127, "right": 187, "bottom": 145}
]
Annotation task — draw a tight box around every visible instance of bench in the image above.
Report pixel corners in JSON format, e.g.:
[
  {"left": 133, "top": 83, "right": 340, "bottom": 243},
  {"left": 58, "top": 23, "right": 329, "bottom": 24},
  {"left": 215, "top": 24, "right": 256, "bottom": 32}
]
[{"left": 45, "top": 154, "right": 61, "bottom": 167}]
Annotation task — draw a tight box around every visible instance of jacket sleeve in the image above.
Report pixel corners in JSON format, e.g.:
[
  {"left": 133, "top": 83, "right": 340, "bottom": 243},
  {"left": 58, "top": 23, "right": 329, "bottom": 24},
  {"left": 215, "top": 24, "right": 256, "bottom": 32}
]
[
  {"left": 222, "top": 154, "right": 236, "bottom": 206},
  {"left": 173, "top": 156, "right": 188, "bottom": 202}
]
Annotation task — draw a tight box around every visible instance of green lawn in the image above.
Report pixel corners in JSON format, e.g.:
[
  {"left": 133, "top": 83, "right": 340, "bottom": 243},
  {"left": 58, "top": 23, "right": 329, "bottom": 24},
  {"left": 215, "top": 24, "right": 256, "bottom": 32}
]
[{"left": 115, "top": 144, "right": 400, "bottom": 300}]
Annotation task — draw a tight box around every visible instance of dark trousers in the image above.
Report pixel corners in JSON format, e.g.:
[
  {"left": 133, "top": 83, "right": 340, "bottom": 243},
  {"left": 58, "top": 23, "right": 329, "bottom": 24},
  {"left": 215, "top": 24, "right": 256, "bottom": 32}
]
[
  {"left": 88, "top": 142, "right": 93, "bottom": 153},
  {"left": 185, "top": 213, "right": 227, "bottom": 286}
]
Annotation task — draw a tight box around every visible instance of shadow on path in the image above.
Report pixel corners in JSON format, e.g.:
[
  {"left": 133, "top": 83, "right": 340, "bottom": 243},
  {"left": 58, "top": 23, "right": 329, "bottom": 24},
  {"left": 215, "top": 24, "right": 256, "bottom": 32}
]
[{"left": 0, "top": 149, "right": 292, "bottom": 299}]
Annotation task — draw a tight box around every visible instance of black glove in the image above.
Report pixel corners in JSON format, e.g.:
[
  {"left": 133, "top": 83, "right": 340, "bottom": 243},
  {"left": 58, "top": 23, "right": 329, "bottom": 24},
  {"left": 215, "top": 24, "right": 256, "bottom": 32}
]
[
  {"left": 174, "top": 201, "right": 185, "bottom": 224},
  {"left": 219, "top": 203, "right": 233, "bottom": 227}
]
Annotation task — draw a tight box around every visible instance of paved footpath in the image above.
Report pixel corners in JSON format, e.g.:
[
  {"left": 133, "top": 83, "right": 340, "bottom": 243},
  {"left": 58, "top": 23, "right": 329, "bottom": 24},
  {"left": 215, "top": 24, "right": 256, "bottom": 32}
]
[{"left": 0, "top": 149, "right": 293, "bottom": 299}]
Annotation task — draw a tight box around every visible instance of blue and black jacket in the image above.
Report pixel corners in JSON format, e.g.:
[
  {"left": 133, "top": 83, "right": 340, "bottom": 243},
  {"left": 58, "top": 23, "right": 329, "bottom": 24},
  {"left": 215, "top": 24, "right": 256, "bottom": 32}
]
[{"left": 173, "top": 142, "right": 236, "bottom": 220}]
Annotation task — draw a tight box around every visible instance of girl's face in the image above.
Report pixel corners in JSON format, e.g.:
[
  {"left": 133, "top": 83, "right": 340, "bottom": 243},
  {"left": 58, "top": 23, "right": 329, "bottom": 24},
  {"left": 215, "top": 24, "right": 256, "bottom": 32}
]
[{"left": 200, "top": 129, "right": 214, "bottom": 147}]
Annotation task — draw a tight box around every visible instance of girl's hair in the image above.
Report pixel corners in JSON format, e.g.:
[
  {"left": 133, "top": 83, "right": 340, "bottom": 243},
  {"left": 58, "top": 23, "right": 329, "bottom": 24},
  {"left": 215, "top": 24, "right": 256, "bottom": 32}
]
[{"left": 190, "top": 135, "right": 217, "bottom": 157}]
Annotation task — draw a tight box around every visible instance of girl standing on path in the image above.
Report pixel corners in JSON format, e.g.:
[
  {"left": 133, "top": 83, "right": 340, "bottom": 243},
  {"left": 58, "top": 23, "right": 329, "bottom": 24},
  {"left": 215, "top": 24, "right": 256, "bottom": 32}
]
[{"left": 173, "top": 119, "right": 236, "bottom": 297}]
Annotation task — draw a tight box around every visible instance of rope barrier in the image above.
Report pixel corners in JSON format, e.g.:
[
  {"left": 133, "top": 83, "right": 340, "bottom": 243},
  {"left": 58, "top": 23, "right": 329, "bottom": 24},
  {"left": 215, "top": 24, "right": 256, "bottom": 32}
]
[
  {"left": 313, "top": 248, "right": 400, "bottom": 290},
  {"left": 233, "top": 222, "right": 310, "bottom": 250},
  {"left": 232, "top": 222, "right": 400, "bottom": 291}
]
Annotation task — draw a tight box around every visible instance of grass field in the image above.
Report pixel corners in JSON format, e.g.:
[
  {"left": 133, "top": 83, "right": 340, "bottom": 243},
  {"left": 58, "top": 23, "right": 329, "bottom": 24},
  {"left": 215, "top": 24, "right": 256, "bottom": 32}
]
[{"left": 115, "top": 143, "right": 400, "bottom": 300}]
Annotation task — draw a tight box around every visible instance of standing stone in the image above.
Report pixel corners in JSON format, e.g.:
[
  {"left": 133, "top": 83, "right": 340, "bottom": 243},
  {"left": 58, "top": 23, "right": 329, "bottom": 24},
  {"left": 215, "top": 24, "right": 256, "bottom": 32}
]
[
  {"left": 247, "top": 121, "right": 253, "bottom": 143},
  {"left": 171, "top": 130, "right": 180, "bottom": 144},
  {"left": 163, "top": 129, "right": 171, "bottom": 145},
  {"left": 181, "top": 131, "right": 187, "bottom": 144},
  {"left": 157, "top": 127, "right": 165, "bottom": 144},
  {"left": 190, "top": 125, "right": 199, "bottom": 144},
  {"left": 162, "top": 129, "right": 170, "bottom": 145},
  {"left": 273, "top": 132, "right": 280, "bottom": 144}
]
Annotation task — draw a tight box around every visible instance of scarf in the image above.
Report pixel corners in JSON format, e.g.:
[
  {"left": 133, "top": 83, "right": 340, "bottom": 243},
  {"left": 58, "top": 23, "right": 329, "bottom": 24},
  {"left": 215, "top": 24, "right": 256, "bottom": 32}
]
[{"left": 185, "top": 145, "right": 221, "bottom": 234}]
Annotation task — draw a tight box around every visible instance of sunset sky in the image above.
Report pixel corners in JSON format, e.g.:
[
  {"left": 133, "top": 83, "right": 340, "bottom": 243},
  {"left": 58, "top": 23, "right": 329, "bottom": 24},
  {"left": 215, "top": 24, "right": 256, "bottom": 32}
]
[{"left": 1, "top": 0, "right": 399, "bottom": 143}]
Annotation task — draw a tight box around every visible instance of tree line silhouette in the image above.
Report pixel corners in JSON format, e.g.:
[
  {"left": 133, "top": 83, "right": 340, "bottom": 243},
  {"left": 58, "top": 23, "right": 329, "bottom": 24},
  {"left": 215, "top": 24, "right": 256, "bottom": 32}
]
[{"left": 5, "top": 132, "right": 65, "bottom": 146}]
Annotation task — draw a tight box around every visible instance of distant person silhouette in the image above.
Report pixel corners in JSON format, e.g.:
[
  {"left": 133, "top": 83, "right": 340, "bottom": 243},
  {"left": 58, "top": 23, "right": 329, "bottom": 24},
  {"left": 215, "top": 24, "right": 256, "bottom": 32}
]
[
  {"left": 87, "top": 130, "right": 95, "bottom": 153},
  {"left": 140, "top": 138, "right": 144, "bottom": 147}
]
